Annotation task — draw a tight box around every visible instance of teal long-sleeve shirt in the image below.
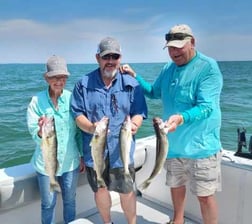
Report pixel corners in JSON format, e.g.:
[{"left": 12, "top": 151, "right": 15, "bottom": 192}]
[
  {"left": 136, "top": 51, "right": 223, "bottom": 159},
  {"left": 27, "top": 88, "right": 82, "bottom": 175}
]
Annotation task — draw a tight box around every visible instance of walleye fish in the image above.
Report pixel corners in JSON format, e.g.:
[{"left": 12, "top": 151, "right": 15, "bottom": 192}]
[
  {"left": 140, "top": 117, "right": 169, "bottom": 190},
  {"left": 41, "top": 116, "right": 61, "bottom": 192},
  {"left": 90, "top": 116, "right": 109, "bottom": 188},
  {"left": 120, "top": 115, "right": 133, "bottom": 182}
]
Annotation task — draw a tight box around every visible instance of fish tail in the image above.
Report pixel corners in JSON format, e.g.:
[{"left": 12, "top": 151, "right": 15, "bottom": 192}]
[
  {"left": 140, "top": 179, "right": 151, "bottom": 190},
  {"left": 50, "top": 182, "right": 61, "bottom": 192},
  {"left": 124, "top": 166, "right": 130, "bottom": 175},
  {"left": 97, "top": 179, "right": 106, "bottom": 188},
  {"left": 124, "top": 172, "right": 134, "bottom": 185}
]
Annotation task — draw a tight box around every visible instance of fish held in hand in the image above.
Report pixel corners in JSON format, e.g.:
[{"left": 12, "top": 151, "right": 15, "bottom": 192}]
[
  {"left": 120, "top": 115, "right": 133, "bottom": 183},
  {"left": 90, "top": 116, "right": 109, "bottom": 188},
  {"left": 140, "top": 117, "right": 169, "bottom": 190},
  {"left": 41, "top": 116, "right": 61, "bottom": 192}
]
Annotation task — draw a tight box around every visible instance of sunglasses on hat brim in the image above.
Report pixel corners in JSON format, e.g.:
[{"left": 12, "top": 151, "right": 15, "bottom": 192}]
[{"left": 165, "top": 33, "right": 193, "bottom": 42}]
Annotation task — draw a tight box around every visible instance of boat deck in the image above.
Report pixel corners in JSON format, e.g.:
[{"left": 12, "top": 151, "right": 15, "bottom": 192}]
[{"left": 70, "top": 196, "right": 199, "bottom": 224}]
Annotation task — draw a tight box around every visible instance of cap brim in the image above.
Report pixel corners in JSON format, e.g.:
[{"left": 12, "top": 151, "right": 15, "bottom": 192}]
[
  {"left": 163, "top": 39, "right": 190, "bottom": 49},
  {"left": 45, "top": 71, "right": 70, "bottom": 77},
  {"left": 99, "top": 50, "right": 121, "bottom": 57}
]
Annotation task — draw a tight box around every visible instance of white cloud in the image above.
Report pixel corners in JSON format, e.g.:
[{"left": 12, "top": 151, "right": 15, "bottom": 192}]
[
  {"left": 0, "top": 18, "right": 166, "bottom": 63},
  {"left": 1, "top": 17, "right": 252, "bottom": 63},
  {"left": 197, "top": 33, "right": 252, "bottom": 61}
]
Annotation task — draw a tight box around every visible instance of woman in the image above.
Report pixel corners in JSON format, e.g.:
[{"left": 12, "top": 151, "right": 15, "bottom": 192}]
[{"left": 27, "top": 55, "right": 84, "bottom": 224}]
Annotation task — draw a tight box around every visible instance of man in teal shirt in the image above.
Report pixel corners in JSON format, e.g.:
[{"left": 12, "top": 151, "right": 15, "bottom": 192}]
[{"left": 121, "top": 24, "right": 223, "bottom": 224}]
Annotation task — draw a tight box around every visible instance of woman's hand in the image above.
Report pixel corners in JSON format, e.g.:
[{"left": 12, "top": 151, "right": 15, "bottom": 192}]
[
  {"left": 119, "top": 64, "right": 136, "bottom": 78},
  {"left": 37, "top": 116, "right": 46, "bottom": 137}
]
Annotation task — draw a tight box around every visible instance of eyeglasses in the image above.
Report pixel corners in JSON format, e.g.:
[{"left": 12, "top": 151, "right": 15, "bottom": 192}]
[
  {"left": 165, "top": 33, "right": 192, "bottom": 42},
  {"left": 48, "top": 75, "right": 68, "bottom": 81},
  {"left": 101, "top": 54, "right": 120, "bottom": 60}
]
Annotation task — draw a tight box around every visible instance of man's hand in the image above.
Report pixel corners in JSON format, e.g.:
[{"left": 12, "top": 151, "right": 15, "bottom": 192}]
[{"left": 164, "top": 114, "right": 184, "bottom": 132}]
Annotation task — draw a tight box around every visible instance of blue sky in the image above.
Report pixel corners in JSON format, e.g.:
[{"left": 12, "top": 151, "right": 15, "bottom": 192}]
[{"left": 1, "top": 0, "right": 252, "bottom": 63}]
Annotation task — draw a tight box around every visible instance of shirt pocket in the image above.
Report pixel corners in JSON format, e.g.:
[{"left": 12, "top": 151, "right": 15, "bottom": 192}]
[
  {"left": 175, "top": 85, "right": 195, "bottom": 106},
  {"left": 113, "top": 91, "right": 131, "bottom": 115},
  {"left": 86, "top": 91, "right": 106, "bottom": 120}
]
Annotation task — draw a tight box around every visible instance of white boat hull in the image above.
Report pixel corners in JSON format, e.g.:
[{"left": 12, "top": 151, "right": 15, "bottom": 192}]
[{"left": 1, "top": 135, "right": 252, "bottom": 224}]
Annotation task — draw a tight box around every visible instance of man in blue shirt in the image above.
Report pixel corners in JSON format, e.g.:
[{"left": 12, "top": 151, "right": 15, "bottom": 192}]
[
  {"left": 71, "top": 37, "right": 147, "bottom": 224},
  {"left": 121, "top": 24, "right": 223, "bottom": 224}
]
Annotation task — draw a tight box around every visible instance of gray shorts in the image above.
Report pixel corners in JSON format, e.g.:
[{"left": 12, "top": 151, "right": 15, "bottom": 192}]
[
  {"left": 86, "top": 160, "right": 136, "bottom": 194},
  {"left": 165, "top": 151, "right": 222, "bottom": 196}
]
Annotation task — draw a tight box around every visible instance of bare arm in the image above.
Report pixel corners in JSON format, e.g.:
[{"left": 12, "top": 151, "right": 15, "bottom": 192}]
[{"left": 75, "top": 114, "right": 96, "bottom": 134}]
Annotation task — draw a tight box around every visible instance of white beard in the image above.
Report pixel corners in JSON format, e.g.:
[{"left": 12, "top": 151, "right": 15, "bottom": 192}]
[{"left": 103, "top": 69, "right": 117, "bottom": 79}]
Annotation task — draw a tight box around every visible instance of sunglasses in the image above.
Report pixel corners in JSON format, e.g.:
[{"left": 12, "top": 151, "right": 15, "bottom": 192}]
[
  {"left": 101, "top": 54, "right": 120, "bottom": 60},
  {"left": 165, "top": 33, "right": 192, "bottom": 42}
]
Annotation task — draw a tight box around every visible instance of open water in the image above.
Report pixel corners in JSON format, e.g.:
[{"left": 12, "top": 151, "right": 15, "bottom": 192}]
[{"left": 1, "top": 61, "right": 252, "bottom": 168}]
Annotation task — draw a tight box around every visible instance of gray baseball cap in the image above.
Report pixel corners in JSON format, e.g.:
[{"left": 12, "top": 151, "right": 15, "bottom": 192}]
[
  {"left": 45, "top": 55, "right": 70, "bottom": 77},
  {"left": 97, "top": 37, "right": 121, "bottom": 57}
]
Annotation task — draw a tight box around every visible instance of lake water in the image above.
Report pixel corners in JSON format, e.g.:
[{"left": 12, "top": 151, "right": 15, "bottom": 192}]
[{"left": 1, "top": 61, "right": 252, "bottom": 168}]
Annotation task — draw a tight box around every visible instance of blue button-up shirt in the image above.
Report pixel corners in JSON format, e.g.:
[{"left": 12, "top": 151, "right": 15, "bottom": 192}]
[
  {"left": 71, "top": 69, "right": 148, "bottom": 168},
  {"left": 27, "top": 88, "right": 82, "bottom": 175}
]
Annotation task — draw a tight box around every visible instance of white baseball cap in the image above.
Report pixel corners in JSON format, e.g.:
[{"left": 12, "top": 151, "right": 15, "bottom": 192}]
[{"left": 163, "top": 24, "right": 194, "bottom": 49}]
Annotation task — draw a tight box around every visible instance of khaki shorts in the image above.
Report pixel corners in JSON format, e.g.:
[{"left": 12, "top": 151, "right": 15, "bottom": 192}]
[
  {"left": 165, "top": 151, "right": 222, "bottom": 196},
  {"left": 86, "top": 159, "right": 136, "bottom": 194}
]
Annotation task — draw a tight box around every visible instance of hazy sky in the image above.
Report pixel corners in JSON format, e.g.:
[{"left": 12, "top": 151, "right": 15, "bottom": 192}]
[{"left": 1, "top": 0, "right": 252, "bottom": 63}]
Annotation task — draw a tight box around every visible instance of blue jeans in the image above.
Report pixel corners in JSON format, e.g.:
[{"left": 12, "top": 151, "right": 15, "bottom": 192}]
[{"left": 37, "top": 167, "right": 79, "bottom": 224}]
